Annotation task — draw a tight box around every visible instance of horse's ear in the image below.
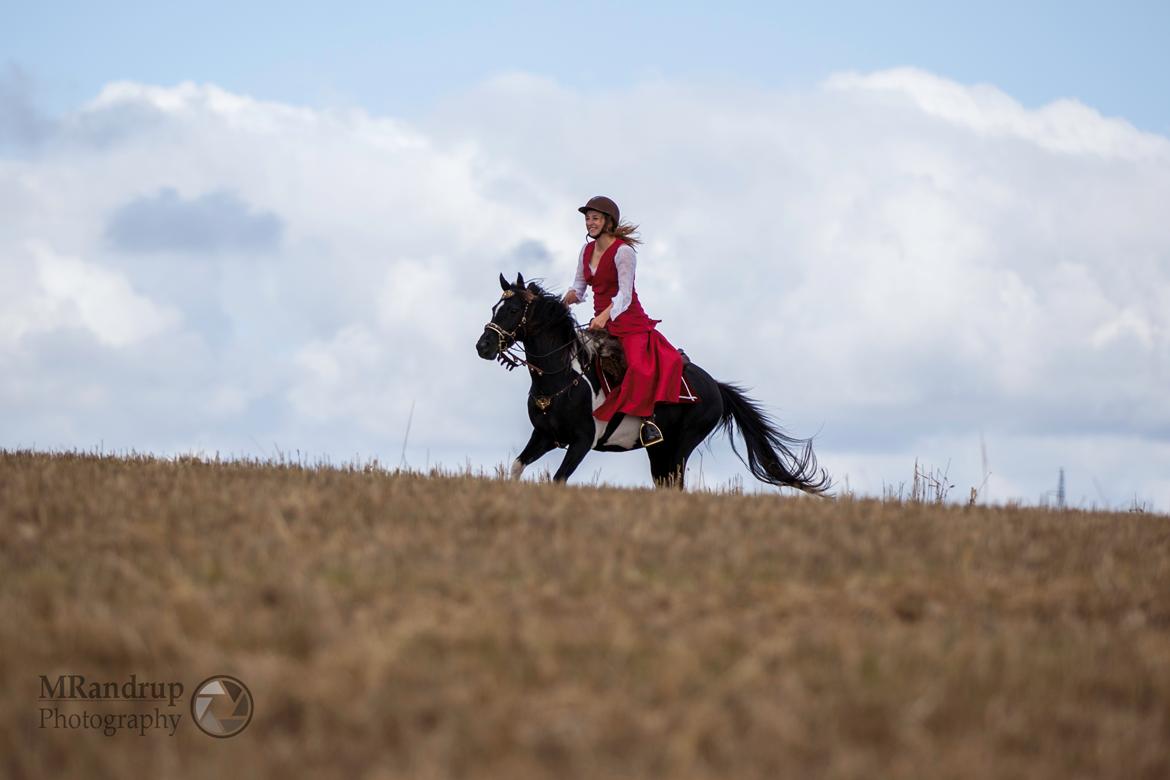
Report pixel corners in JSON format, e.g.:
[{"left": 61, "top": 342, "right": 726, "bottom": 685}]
[
  {"left": 515, "top": 272, "right": 525, "bottom": 288},
  {"left": 499, "top": 273, "right": 510, "bottom": 291}
]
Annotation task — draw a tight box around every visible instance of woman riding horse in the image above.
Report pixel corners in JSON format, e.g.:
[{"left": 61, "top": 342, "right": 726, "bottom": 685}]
[
  {"left": 475, "top": 201, "right": 830, "bottom": 493},
  {"left": 562, "top": 196, "right": 685, "bottom": 448}
]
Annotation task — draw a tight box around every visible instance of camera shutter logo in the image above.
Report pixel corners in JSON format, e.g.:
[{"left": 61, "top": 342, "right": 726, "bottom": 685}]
[{"left": 191, "top": 676, "right": 253, "bottom": 738}]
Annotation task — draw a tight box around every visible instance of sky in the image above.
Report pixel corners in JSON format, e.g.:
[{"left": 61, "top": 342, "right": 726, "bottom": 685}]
[{"left": 2, "top": 2, "right": 1168, "bottom": 508}]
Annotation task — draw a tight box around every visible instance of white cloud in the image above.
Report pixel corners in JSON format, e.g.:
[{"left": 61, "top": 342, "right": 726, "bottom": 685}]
[
  {"left": 0, "top": 242, "right": 179, "bottom": 348},
  {"left": 825, "top": 67, "right": 1170, "bottom": 160},
  {"left": 1, "top": 70, "right": 1168, "bottom": 507}
]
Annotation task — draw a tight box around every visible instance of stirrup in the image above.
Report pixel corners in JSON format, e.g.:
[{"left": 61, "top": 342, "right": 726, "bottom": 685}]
[{"left": 639, "top": 419, "right": 664, "bottom": 447}]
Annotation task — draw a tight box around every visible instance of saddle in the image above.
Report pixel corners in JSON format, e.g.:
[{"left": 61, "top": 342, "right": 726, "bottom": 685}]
[{"left": 580, "top": 330, "right": 690, "bottom": 390}]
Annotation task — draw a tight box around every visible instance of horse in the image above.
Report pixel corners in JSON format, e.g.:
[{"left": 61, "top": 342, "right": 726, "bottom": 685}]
[{"left": 475, "top": 272, "right": 831, "bottom": 493}]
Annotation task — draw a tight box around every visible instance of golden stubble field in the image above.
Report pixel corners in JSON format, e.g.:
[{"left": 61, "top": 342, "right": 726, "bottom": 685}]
[{"left": 1, "top": 450, "right": 1168, "bottom": 779}]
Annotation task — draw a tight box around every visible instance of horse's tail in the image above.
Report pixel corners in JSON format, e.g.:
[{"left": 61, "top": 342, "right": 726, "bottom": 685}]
[{"left": 716, "top": 381, "right": 832, "bottom": 496}]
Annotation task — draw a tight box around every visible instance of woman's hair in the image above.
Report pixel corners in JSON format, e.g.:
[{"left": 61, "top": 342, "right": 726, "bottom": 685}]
[{"left": 607, "top": 216, "right": 642, "bottom": 247}]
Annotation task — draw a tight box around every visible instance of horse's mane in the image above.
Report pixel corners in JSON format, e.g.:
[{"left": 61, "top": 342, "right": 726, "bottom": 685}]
[{"left": 520, "top": 280, "right": 597, "bottom": 364}]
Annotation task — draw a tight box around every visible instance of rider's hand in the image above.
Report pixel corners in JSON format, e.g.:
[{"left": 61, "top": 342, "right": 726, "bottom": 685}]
[
  {"left": 563, "top": 290, "right": 579, "bottom": 305},
  {"left": 589, "top": 314, "right": 608, "bottom": 330}
]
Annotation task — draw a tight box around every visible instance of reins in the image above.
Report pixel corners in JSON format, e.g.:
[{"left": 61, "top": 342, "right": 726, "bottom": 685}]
[{"left": 484, "top": 291, "right": 587, "bottom": 375}]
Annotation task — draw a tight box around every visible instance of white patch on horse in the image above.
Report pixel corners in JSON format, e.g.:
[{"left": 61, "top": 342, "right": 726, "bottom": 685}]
[
  {"left": 598, "top": 415, "right": 643, "bottom": 450},
  {"left": 510, "top": 459, "right": 525, "bottom": 480},
  {"left": 574, "top": 354, "right": 641, "bottom": 451},
  {"left": 571, "top": 356, "right": 603, "bottom": 410}
]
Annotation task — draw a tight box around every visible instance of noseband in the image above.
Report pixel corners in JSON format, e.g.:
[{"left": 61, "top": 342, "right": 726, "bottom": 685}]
[{"left": 484, "top": 290, "right": 533, "bottom": 370}]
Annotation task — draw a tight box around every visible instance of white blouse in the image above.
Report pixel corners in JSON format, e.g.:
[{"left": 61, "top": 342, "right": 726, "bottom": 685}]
[{"left": 570, "top": 242, "right": 638, "bottom": 320}]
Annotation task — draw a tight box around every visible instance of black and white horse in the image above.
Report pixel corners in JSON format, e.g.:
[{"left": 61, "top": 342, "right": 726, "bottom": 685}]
[{"left": 476, "top": 273, "right": 831, "bottom": 493}]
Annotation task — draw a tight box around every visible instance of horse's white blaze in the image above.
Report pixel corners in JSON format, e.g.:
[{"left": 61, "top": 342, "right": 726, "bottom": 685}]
[{"left": 573, "top": 355, "right": 642, "bottom": 451}]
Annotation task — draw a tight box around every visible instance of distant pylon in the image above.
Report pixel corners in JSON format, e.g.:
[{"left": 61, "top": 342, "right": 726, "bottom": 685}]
[{"left": 1057, "top": 468, "right": 1066, "bottom": 509}]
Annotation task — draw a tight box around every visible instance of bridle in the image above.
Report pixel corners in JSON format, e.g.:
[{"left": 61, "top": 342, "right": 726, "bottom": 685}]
[
  {"left": 485, "top": 289, "right": 584, "bottom": 374},
  {"left": 483, "top": 289, "right": 534, "bottom": 371},
  {"left": 483, "top": 289, "right": 593, "bottom": 413}
]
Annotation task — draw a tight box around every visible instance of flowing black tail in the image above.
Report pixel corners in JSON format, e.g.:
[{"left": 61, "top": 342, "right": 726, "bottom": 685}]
[{"left": 716, "top": 382, "right": 832, "bottom": 495}]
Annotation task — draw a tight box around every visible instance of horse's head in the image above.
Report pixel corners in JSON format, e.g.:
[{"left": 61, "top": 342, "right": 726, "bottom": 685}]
[{"left": 476, "top": 272, "right": 535, "bottom": 360}]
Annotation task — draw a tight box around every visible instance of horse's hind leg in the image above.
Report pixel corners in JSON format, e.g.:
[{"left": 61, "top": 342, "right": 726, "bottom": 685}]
[
  {"left": 648, "top": 444, "right": 686, "bottom": 490},
  {"left": 658, "top": 408, "right": 725, "bottom": 490},
  {"left": 647, "top": 408, "right": 720, "bottom": 490}
]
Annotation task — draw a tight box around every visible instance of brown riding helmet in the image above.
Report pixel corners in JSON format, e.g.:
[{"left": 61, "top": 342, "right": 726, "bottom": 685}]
[{"left": 578, "top": 195, "right": 620, "bottom": 225}]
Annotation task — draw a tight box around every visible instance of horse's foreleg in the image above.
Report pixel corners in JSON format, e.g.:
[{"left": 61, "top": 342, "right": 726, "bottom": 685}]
[
  {"left": 513, "top": 429, "right": 556, "bottom": 480},
  {"left": 552, "top": 437, "right": 593, "bottom": 483}
]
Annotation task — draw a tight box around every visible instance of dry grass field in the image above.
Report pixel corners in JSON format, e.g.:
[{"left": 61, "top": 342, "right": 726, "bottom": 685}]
[{"left": 2, "top": 450, "right": 1169, "bottom": 779}]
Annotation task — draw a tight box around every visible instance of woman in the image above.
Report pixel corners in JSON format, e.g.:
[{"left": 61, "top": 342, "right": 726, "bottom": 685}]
[{"left": 562, "top": 195, "right": 686, "bottom": 447}]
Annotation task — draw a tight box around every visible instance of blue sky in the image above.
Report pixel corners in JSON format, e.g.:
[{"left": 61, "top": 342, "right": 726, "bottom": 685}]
[
  {"left": 3, "top": 2, "right": 1168, "bottom": 506},
  {"left": 7, "top": 1, "right": 1170, "bottom": 133}
]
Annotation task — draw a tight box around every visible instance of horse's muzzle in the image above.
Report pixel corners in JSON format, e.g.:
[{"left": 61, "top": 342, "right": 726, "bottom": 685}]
[{"left": 476, "top": 328, "right": 499, "bottom": 360}]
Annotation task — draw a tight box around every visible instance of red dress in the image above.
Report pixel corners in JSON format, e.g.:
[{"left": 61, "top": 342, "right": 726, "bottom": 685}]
[{"left": 583, "top": 239, "right": 687, "bottom": 421}]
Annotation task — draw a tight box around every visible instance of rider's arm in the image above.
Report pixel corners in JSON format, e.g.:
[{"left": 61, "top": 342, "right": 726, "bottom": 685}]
[
  {"left": 610, "top": 244, "right": 636, "bottom": 320},
  {"left": 570, "top": 245, "right": 588, "bottom": 300}
]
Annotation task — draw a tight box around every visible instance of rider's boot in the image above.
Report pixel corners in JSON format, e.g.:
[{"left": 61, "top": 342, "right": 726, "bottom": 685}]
[{"left": 639, "top": 416, "right": 664, "bottom": 447}]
